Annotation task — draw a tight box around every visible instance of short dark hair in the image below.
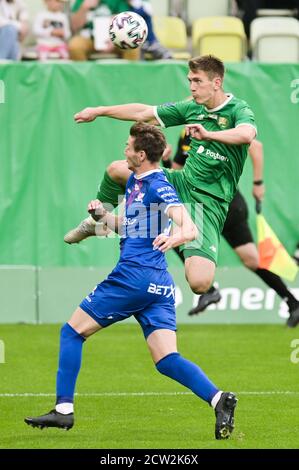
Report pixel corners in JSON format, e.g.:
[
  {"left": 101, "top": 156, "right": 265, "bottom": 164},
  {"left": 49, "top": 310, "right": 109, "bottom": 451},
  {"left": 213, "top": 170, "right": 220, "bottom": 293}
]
[
  {"left": 130, "top": 122, "right": 166, "bottom": 163},
  {"left": 188, "top": 55, "right": 225, "bottom": 80}
]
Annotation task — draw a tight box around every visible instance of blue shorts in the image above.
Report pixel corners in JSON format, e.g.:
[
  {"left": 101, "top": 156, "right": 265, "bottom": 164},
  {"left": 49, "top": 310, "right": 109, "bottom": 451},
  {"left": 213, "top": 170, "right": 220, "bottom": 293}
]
[{"left": 80, "top": 262, "right": 176, "bottom": 338}]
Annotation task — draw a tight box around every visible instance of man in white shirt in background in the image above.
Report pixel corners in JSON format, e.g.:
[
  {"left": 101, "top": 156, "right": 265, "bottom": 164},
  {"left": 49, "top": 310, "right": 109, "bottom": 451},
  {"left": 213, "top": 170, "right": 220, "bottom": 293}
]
[{"left": 0, "top": 0, "right": 28, "bottom": 60}]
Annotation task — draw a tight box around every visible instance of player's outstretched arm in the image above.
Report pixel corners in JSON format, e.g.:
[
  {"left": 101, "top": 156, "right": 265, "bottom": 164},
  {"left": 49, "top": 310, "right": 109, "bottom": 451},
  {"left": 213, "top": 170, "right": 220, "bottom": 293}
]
[
  {"left": 74, "top": 104, "right": 158, "bottom": 124},
  {"left": 153, "top": 205, "right": 198, "bottom": 253}
]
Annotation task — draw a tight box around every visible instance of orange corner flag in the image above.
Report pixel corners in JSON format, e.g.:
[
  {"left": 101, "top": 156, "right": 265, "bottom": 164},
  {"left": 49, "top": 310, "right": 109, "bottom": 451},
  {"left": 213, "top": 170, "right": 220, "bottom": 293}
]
[{"left": 257, "top": 214, "right": 298, "bottom": 281}]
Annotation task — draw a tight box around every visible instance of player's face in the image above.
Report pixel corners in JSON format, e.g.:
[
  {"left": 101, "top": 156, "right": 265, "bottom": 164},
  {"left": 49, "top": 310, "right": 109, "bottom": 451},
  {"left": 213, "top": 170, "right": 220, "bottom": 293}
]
[
  {"left": 125, "top": 136, "right": 142, "bottom": 171},
  {"left": 187, "top": 70, "right": 221, "bottom": 105}
]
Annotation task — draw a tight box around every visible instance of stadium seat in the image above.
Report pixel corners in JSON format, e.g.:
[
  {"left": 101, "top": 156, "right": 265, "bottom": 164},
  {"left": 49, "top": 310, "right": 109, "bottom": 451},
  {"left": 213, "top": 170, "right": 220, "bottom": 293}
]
[
  {"left": 250, "top": 17, "right": 299, "bottom": 62},
  {"left": 152, "top": 16, "right": 191, "bottom": 60},
  {"left": 187, "top": 0, "right": 231, "bottom": 24},
  {"left": 192, "top": 16, "right": 247, "bottom": 62}
]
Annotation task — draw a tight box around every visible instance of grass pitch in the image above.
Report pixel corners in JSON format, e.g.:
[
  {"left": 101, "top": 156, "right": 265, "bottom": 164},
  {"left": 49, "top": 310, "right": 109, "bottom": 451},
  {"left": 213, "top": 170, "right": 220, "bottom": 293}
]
[{"left": 0, "top": 323, "right": 298, "bottom": 449}]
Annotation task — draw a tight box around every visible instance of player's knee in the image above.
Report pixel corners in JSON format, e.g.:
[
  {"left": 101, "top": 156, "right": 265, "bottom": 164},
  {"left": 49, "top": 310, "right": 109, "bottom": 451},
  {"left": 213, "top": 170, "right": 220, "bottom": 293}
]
[
  {"left": 107, "top": 160, "right": 128, "bottom": 185},
  {"left": 187, "top": 275, "right": 212, "bottom": 294},
  {"left": 242, "top": 254, "right": 259, "bottom": 271}
]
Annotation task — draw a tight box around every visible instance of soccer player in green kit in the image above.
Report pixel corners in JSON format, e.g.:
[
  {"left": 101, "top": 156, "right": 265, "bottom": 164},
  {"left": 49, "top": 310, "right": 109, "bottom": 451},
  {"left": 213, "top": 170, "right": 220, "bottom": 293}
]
[{"left": 72, "top": 55, "right": 257, "bottom": 296}]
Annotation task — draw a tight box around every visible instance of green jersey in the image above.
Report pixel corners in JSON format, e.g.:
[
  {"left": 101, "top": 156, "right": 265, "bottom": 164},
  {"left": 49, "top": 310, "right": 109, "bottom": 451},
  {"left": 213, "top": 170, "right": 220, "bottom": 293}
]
[
  {"left": 72, "top": 0, "right": 129, "bottom": 34},
  {"left": 155, "top": 95, "right": 257, "bottom": 202}
]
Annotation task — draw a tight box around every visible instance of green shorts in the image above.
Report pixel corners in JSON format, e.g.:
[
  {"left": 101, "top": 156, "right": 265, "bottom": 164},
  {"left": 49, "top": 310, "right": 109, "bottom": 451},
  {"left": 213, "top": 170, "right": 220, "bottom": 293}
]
[{"left": 163, "top": 169, "right": 229, "bottom": 264}]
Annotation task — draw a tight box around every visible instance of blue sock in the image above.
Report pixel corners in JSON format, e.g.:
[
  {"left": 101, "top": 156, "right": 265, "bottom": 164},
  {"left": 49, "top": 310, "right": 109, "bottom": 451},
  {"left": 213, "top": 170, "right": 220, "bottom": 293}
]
[
  {"left": 56, "top": 323, "right": 85, "bottom": 405},
  {"left": 156, "top": 352, "right": 218, "bottom": 403}
]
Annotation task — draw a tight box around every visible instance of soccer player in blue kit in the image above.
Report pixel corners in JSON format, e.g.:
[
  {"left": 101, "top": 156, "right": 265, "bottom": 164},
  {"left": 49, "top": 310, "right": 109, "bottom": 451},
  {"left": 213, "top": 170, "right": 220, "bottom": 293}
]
[{"left": 25, "top": 123, "right": 237, "bottom": 440}]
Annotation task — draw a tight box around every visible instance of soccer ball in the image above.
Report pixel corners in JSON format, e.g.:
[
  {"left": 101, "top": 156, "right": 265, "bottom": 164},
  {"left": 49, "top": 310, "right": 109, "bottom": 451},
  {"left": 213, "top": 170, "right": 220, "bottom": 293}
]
[{"left": 109, "top": 11, "right": 148, "bottom": 49}]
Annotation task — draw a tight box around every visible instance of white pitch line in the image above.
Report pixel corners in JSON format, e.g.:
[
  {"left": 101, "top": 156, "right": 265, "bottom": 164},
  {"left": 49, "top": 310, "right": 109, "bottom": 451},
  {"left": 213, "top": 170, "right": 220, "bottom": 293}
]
[{"left": 0, "top": 391, "right": 298, "bottom": 398}]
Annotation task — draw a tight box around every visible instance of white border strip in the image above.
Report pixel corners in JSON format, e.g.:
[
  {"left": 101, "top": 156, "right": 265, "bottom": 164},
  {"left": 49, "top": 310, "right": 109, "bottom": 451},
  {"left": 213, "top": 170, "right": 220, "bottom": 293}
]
[{"left": 0, "top": 391, "right": 298, "bottom": 398}]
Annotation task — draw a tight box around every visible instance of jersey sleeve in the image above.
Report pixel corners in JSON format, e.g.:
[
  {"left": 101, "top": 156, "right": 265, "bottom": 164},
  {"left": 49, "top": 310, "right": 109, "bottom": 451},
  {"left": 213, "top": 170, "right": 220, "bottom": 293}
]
[
  {"left": 234, "top": 102, "right": 257, "bottom": 135},
  {"left": 154, "top": 100, "right": 189, "bottom": 128},
  {"left": 150, "top": 181, "right": 182, "bottom": 214}
]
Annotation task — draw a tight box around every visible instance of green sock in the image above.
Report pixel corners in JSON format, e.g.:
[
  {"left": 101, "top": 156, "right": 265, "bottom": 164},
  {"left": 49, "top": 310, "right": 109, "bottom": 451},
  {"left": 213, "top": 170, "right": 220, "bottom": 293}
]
[{"left": 96, "top": 171, "right": 125, "bottom": 209}]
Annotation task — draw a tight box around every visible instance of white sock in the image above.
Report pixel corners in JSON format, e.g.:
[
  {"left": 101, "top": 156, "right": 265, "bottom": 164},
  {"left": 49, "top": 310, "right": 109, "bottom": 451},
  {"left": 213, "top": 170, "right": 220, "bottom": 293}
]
[
  {"left": 55, "top": 403, "right": 74, "bottom": 415},
  {"left": 211, "top": 390, "right": 223, "bottom": 409}
]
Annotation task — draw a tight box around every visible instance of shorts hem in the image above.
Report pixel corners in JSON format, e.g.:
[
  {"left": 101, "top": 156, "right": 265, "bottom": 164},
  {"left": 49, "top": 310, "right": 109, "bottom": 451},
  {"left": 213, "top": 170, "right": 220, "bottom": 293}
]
[
  {"left": 183, "top": 249, "right": 216, "bottom": 264},
  {"left": 80, "top": 303, "right": 106, "bottom": 328},
  {"left": 144, "top": 325, "right": 177, "bottom": 339}
]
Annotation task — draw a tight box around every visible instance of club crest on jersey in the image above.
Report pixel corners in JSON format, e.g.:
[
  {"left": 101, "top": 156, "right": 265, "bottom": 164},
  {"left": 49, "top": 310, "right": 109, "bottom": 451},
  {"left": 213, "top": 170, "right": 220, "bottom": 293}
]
[{"left": 218, "top": 116, "right": 228, "bottom": 128}]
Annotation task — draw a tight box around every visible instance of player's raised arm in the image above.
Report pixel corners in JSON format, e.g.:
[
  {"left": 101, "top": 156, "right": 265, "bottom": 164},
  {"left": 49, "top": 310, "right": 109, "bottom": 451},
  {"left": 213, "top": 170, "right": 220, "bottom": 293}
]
[
  {"left": 87, "top": 199, "right": 123, "bottom": 234},
  {"left": 185, "top": 123, "right": 256, "bottom": 146},
  {"left": 74, "top": 104, "right": 158, "bottom": 124},
  {"left": 153, "top": 205, "right": 198, "bottom": 253}
]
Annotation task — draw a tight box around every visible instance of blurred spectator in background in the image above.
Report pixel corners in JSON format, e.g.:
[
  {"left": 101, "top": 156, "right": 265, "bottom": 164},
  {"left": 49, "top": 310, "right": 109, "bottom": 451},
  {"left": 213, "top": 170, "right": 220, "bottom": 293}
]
[
  {"left": 33, "top": 0, "right": 71, "bottom": 60},
  {"left": 235, "top": 0, "right": 299, "bottom": 39},
  {"left": 69, "top": 0, "right": 140, "bottom": 60},
  {"left": 124, "top": 1, "right": 172, "bottom": 59},
  {"left": 0, "top": 0, "right": 28, "bottom": 60},
  {"left": 69, "top": 0, "right": 172, "bottom": 61}
]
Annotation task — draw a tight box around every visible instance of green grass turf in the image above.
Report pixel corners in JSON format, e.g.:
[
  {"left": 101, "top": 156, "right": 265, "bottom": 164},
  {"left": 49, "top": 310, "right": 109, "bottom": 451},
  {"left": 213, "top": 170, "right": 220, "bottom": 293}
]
[{"left": 0, "top": 324, "right": 299, "bottom": 449}]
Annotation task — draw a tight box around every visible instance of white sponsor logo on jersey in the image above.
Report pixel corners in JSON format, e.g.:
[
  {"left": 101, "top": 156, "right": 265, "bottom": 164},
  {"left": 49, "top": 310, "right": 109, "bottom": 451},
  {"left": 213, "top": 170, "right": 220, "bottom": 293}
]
[
  {"left": 197, "top": 145, "right": 229, "bottom": 162},
  {"left": 122, "top": 217, "right": 137, "bottom": 226}
]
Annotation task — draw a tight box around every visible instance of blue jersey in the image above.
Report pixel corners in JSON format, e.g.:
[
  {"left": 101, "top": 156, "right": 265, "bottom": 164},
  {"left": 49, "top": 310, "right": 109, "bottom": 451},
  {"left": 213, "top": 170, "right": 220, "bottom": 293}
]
[
  {"left": 80, "top": 169, "right": 181, "bottom": 337},
  {"left": 119, "top": 169, "right": 182, "bottom": 269}
]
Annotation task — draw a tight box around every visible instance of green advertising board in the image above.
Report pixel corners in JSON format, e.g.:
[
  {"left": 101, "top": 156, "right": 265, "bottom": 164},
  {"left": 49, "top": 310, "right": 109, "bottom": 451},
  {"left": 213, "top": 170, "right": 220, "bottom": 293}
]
[{"left": 0, "top": 265, "right": 297, "bottom": 324}]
